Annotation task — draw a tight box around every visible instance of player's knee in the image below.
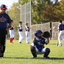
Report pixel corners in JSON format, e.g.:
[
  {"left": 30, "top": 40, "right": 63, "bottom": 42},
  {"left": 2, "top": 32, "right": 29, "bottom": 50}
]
[
  {"left": 46, "top": 48, "right": 50, "bottom": 53},
  {"left": 30, "top": 45, "right": 35, "bottom": 51}
]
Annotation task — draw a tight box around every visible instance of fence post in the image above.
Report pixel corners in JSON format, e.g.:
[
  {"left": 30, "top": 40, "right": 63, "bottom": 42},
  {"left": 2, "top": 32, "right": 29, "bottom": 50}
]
[
  {"left": 30, "top": 0, "right": 32, "bottom": 40},
  {"left": 25, "top": 3, "right": 26, "bottom": 24}
]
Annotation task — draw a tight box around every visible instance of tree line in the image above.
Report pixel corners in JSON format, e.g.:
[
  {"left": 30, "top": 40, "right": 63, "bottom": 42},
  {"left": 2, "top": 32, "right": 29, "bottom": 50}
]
[{"left": 9, "top": 0, "right": 64, "bottom": 24}]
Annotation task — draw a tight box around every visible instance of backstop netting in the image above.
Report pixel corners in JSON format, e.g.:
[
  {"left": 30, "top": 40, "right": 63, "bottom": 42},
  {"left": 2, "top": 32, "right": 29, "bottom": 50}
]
[{"left": 20, "top": 1, "right": 32, "bottom": 39}]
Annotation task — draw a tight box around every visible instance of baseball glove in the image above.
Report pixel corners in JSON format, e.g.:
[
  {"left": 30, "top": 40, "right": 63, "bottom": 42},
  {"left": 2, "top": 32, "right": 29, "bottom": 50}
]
[
  {"left": 7, "top": 25, "right": 11, "bottom": 28},
  {"left": 42, "top": 31, "right": 50, "bottom": 38}
]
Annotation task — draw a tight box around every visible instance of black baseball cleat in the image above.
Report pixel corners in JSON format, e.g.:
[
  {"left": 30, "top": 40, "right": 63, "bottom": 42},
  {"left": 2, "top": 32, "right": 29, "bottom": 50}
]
[
  {"left": 19, "top": 42, "right": 22, "bottom": 43},
  {"left": 43, "top": 56, "right": 50, "bottom": 59},
  {"left": 0, "top": 54, "right": 3, "bottom": 58},
  {"left": 0, "top": 56, "right": 3, "bottom": 58},
  {"left": 33, "top": 56, "right": 37, "bottom": 59}
]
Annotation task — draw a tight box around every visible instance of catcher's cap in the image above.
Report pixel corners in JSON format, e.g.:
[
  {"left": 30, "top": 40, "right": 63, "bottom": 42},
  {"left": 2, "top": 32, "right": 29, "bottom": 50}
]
[
  {"left": 34, "top": 30, "right": 42, "bottom": 36},
  {"left": 0, "top": 4, "right": 7, "bottom": 10}
]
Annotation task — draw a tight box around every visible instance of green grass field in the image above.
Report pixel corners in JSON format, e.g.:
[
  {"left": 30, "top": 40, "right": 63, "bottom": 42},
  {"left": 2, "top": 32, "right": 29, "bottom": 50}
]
[{"left": 0, "top": 40, "right": 64, "bottom": 64}]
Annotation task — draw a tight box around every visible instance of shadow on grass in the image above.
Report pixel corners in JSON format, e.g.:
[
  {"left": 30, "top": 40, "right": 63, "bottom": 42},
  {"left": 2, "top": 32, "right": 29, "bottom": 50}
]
[
  {"left": 2, "top": 57, "right": 64, "bottom": 60},
  {"left": 49, "top": 43, "right": 57, "bottom": 45}
]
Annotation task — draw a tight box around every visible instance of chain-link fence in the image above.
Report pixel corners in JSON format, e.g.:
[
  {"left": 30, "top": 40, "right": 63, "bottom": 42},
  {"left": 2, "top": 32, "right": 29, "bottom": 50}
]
[
  {"left": 31, "top": 23, "right": 50, "bottom": 39},
  {"left": 31, "top": 22, "right": 59, "bottom": 40},
  {"left": 20, "top": 1, "right": 60, "bottom": 40},
  {"left": 52, "top": 22, "right": 59, "bottom": 40}
]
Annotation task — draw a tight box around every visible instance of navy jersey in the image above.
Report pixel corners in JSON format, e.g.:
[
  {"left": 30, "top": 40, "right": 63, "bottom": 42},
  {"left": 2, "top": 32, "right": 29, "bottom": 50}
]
[
  {"left": 18, "top": 25, "right": 23, "bottom": 31},
  {"left": 0, "top": 13, "right": 11, "bottom": 30},
  {"left": 58, "top": 24, "right": 64, "bottom": 31},
  {"left": 33, "top": 37, "right": 47, "bottom": 52},
  {"left": 25, "top": 26, "right": 30, "bottom": 31}
]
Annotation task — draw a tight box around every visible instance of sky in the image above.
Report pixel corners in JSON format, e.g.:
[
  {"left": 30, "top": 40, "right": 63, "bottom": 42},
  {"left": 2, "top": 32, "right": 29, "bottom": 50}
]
[
  {"left": 51, "top": 0, "right": 61, "bottom": 2},
  {"left": 0, "top": 0, "right": 18, "bottom": 9}
]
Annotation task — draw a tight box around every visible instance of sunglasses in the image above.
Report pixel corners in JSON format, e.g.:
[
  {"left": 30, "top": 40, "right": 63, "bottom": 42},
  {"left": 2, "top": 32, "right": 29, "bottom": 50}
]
[{"left": 0, "top": 8, "right": 7, "bottom": 10}]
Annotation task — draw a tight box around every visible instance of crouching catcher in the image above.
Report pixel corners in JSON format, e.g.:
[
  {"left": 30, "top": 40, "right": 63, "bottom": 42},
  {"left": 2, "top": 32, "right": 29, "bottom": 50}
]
[{"left": 30, "top": 30, "right": 50, "bottom": 58}]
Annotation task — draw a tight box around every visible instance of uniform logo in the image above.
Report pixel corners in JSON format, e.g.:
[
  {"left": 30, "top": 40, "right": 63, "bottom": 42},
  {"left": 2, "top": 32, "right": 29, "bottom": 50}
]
[
  {"left": 38, "top": 42, "right": 40, "bottom": 45},
  {"left": 62, "top": 25, "right": 64, "bottom": 30},
  {"left": 38, "top": 42, "right": 43, "bottom": 45},
  {"left": 0, "top": 16, "right": 7, "bottom": 22}
]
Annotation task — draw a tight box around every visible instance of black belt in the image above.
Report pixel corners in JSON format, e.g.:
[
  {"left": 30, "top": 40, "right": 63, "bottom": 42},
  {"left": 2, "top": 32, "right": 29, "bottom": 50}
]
[
  {"left": 19, "top": 30, "right": 22, "bottom": 31},
  {"left": 10, "top": 29, "right": 13, "bottom": 30},
  {"left": 26, "top": 30, "right": 28, "bottom": 31},
  {"left": 60, "top": 30, "right": 64, "bottom": 31}
]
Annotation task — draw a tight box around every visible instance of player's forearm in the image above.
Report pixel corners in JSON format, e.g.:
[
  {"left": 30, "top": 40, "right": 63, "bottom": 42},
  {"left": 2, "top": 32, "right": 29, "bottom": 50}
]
[
  {"left": 8, "top": 23, "right": 12, "bottom": 28},
  {"left": 58, "top": 30, "right": 60, "bottom": 34},
  {"left": 46, "top": 38, "right": 49, "bottom": 44},
  {"left": 6, "top": 23, "right": 12, "bottom": 31}
]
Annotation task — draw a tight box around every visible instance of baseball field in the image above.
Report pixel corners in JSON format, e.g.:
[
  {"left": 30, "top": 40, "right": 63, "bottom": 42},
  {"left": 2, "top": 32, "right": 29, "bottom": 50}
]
[{"left": 0, "top": 40, "right": 64, "bottom": 64}]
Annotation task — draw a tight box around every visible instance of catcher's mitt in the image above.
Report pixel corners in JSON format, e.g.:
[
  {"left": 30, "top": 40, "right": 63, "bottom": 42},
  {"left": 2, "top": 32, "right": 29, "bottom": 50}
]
[{"left": 42, "top": 31, "right": 50, "bottom": 38}]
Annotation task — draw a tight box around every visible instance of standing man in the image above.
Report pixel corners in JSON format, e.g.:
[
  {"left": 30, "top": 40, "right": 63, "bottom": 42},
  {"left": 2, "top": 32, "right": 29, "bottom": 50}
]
[
  {"left": 0, "top": 4, "right": 12, "bottom": 57},
  {"left": 25, "top": 23, "right": 30, "bottom": 43},
  {"left": 9, "top": 20, "right": 15, "bottom": 43},
  {"left": 58, "top": 20, "right": 64, "bottom": 46},
  {"left": 18, "top": 21, "right": 24, "bottom": 43}
]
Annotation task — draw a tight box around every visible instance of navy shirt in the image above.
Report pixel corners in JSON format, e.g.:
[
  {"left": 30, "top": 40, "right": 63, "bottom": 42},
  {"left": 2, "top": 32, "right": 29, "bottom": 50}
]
[
  {"left": 58, "top": 24, "right": 64, "bottom": 31},
  {"left": 33, "top": 37, "right": 47, "bottom": 52},
  {"left": 0, "top": 13, "right": 11, "bottom": 30},
  {"left": 18, "top": 25, "right": 23, "bottom": 31},
  {"left": 25, "top": 26, "right": 30, "bottom": 31}
]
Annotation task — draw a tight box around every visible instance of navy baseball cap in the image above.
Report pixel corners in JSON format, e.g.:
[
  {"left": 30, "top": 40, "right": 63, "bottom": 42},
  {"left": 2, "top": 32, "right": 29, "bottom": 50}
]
[
  {"left": 34, "top": 30, "right": 43, "bottom": 36},
  {"left": 0, "top": 4, "right": 7, "bottom": 10}
]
